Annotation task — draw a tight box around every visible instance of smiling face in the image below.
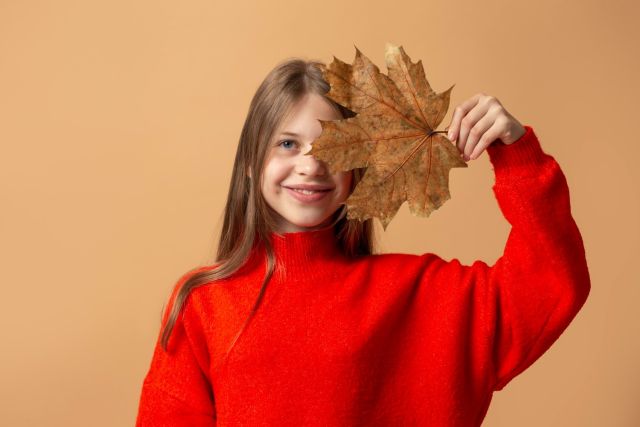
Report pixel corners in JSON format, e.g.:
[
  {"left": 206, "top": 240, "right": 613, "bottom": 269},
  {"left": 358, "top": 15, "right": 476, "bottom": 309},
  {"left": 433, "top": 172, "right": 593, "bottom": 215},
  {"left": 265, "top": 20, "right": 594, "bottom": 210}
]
[{"left": 259, "top": 93, "right": 353, "bottom": 234}]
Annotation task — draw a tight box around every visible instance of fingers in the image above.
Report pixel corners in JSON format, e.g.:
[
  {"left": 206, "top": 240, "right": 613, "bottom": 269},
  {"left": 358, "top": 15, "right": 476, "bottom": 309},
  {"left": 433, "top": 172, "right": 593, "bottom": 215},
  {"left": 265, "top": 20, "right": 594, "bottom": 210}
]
[
  {"left": 447, "top": 93, "right": 482, "bottom": 144},
  {"left": 469, "top": 120, "right": 504, "bottom": 160},
  {"left": 448, "top": 94, "right": 504, "bottom": 160},
  {"left": 463, "top": 114, "right": 494, "bottom": 159}
]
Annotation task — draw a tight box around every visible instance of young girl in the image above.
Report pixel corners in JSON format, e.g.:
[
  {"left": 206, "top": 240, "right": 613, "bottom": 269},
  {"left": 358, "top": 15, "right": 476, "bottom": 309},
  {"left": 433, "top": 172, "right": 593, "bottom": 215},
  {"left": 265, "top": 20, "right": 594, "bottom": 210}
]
[{"left": 135, "top": 59, "right": 591, "bottom": 426}]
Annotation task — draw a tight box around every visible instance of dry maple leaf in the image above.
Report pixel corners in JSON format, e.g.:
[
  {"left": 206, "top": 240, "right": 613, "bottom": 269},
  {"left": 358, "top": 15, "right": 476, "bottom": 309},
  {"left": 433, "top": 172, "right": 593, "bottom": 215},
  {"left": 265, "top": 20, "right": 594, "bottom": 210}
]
[{"left": 308, "top": 43, "right": 467, "bottom": 230}]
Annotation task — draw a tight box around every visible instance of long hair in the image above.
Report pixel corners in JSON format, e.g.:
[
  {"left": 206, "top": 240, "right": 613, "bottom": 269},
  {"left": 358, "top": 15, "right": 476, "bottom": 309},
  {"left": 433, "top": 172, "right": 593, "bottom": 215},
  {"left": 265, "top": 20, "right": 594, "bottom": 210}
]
[{"left": 158, "top": 58, "right": 377, "bottom": 360}]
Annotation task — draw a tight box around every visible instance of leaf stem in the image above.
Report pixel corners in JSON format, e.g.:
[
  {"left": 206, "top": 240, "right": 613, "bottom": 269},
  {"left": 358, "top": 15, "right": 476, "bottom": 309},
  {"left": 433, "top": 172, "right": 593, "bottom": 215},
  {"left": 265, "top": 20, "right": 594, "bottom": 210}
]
[{"left": 428, "top": 130, "right": 449, "bottom": 137}]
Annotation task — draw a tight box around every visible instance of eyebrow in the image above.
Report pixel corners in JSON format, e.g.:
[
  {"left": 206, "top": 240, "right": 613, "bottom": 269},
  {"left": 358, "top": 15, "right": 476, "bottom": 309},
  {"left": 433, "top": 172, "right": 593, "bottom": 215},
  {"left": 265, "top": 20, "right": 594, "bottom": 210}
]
[{"left": 279, "top": 131, "right": 302, "bottom": 137}]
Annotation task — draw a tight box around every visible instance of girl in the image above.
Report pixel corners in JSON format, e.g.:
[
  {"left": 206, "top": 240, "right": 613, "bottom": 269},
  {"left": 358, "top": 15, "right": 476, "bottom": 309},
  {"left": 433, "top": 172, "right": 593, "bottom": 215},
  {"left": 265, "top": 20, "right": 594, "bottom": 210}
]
[{"left": 136, "top": 59, "right": 591, "bottom": 426}]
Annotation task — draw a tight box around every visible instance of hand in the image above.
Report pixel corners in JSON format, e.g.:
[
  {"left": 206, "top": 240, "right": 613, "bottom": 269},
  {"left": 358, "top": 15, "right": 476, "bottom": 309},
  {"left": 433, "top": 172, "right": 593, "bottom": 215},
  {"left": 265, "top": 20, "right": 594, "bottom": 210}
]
[{"left": 445, "top": 93, "right": 526, "bottom": 161}]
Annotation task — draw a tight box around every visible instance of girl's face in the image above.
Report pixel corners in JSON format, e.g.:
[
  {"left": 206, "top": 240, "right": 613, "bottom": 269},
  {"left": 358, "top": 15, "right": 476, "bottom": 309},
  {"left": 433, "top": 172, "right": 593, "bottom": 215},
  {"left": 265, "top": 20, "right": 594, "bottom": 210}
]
[{"left": 260, "top": 93, "right": 353, "bottom": 233}]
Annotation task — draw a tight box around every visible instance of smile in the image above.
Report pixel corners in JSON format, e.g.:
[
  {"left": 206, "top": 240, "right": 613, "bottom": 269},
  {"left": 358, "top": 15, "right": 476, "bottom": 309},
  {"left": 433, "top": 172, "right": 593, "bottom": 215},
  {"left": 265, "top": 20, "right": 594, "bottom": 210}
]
[{"left": 285, "top": 187, "right": 332, "bottom": 203}]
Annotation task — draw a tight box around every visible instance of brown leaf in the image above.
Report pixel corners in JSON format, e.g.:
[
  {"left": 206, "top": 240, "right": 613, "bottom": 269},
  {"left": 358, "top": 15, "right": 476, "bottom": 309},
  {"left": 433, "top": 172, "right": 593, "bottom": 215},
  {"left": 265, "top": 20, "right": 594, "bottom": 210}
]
[{"left": 309, "top": 43, "right": 467, "bottom": 230}]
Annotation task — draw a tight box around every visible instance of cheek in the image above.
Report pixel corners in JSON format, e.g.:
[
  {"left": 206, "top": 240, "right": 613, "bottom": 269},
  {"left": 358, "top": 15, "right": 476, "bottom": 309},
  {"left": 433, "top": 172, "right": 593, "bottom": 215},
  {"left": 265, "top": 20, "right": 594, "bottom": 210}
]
[
  {"left": 336, "top": 172, "right": 354, "bottom": 199},
  {"left": 262, "top": 158, "right": 290, "bottom": 190}
]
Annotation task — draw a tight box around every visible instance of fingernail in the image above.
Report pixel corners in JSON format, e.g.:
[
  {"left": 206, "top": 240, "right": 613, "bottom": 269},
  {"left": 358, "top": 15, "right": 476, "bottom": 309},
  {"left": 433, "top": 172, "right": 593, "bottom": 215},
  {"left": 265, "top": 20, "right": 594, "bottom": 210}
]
[{"left": 448, "top": 130, "right": 453, "bottom": 140}]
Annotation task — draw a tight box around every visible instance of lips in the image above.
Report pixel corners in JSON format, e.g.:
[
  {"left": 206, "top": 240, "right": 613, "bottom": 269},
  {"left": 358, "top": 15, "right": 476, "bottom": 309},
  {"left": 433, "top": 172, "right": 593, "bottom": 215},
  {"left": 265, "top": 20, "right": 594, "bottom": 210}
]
[
  {"left": 284, "top": 185, "right": 333, "bottom": 203},
  {"left": 284, "top": 184, "right": 334, "bottom": 191}
]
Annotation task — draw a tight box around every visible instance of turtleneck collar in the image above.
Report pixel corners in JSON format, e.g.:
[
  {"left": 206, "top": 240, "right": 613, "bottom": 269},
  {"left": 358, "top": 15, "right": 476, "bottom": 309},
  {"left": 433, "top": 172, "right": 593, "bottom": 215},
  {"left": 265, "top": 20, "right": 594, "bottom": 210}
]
[{"left": 248, "top": 225, "right": 347, "bottom": 282}]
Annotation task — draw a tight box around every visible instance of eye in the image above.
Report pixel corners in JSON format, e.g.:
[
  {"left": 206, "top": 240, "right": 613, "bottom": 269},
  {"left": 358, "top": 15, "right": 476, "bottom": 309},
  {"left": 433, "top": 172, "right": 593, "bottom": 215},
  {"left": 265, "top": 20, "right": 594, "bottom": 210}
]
[{"left": 278, "top": 139, "right": 298, "bottom": 150}]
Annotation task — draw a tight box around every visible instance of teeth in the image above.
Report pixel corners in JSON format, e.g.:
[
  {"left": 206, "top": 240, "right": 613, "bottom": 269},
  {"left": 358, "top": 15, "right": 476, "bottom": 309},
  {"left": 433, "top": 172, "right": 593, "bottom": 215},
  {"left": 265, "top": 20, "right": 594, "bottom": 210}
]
[{"left": 293, "top": 188, "right": 319, "bottom": 195}]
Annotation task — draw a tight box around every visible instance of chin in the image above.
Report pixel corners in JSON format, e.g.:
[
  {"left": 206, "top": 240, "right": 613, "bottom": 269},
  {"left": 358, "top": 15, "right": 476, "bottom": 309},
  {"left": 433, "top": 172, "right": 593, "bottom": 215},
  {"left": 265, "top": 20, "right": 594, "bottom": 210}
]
[
  {"left": 281, "top": 215, "right": 332, "bottom": 231},
  {"left": 291, "top": 219, "right": 326, "bottom": 228}
]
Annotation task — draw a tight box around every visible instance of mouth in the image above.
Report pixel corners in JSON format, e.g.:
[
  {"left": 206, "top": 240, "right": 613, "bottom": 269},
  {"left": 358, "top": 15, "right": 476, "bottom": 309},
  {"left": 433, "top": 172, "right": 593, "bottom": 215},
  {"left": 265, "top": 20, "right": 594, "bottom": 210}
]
[
  {"left": 286, "top": 187, "right": 332, "bottom": 194},
  {"left": 284, "top": 186, "right": 333, "bottom": 203}
]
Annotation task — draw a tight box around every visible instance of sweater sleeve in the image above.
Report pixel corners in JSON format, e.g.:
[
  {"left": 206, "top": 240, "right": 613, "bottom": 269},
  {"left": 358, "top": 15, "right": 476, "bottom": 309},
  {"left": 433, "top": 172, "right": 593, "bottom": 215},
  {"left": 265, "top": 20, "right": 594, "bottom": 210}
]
[
  {"left": 136, "top": 270, "right": 217, "bottom": 426},
  {"left": 432, "top": 125, "right": 591, "bottom": 392}
]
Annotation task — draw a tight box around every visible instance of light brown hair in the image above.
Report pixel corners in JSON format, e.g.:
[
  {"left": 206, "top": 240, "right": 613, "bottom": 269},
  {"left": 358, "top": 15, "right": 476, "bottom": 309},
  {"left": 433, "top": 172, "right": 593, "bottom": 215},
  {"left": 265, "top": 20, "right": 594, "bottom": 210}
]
[{"left": 158, "top": 57, "right": 377, "bottom": 360}]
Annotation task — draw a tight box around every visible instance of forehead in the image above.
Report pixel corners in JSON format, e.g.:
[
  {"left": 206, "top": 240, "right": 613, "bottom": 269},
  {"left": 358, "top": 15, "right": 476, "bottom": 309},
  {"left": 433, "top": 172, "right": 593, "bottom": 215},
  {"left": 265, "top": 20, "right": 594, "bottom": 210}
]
[{"left": 277, "top": 93, "right": 341, "bottom": 139}]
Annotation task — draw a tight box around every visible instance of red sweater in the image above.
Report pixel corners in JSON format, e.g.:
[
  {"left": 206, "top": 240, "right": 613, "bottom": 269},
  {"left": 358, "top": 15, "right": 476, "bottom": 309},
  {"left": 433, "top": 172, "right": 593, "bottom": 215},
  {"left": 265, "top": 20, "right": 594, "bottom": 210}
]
[{"left": 136, "top": 125, "right": 591, "bottom": 426}]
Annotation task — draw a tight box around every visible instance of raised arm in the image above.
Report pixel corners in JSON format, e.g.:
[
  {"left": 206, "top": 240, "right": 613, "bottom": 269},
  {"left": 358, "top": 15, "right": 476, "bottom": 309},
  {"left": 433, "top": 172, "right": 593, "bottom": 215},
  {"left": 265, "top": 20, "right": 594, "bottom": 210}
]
[{"left": 436, "top": 124, "right": 591, "bottom": 391}]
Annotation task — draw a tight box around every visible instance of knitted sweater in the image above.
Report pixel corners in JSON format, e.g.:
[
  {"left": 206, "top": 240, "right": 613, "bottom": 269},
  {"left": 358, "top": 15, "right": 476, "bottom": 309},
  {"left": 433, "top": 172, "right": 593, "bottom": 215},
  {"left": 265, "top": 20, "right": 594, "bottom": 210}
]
[{"left": 136, "top": 125, "right": 591, "bottom": 426}]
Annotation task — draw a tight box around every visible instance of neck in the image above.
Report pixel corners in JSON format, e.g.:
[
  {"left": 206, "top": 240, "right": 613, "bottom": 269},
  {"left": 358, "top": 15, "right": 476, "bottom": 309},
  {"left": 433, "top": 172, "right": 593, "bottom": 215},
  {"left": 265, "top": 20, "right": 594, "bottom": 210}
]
[{"left": 249, "top": 225, "right": 346, "bottom": 282}]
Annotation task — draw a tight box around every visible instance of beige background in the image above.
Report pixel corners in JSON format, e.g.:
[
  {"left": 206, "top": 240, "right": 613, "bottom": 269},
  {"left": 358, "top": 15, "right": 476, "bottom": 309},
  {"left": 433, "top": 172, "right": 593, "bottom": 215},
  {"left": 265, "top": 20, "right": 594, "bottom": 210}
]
[{"left": 1, "top": 0, "right": 638, "bottom": 425}]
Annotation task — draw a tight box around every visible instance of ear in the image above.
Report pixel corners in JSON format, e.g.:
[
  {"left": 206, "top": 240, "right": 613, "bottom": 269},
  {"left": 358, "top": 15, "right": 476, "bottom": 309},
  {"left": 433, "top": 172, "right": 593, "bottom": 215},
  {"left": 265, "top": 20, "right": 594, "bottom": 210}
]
[{"left": 246, "top": 166, "right": 252, "bottom": 179}]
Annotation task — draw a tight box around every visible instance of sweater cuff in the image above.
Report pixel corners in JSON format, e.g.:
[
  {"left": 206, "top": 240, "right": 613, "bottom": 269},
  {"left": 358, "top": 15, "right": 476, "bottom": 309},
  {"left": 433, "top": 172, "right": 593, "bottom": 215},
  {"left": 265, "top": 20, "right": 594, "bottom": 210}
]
[{"left": 486, "top": 125, "right": 551, "bottom": 184}]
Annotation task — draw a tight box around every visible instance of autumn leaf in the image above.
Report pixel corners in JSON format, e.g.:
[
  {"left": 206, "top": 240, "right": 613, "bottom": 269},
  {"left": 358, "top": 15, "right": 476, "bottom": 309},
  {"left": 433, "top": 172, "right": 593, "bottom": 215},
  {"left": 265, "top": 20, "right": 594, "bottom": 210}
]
[{"left": 308, "top": 43, "right": 467, "bottom": 230}]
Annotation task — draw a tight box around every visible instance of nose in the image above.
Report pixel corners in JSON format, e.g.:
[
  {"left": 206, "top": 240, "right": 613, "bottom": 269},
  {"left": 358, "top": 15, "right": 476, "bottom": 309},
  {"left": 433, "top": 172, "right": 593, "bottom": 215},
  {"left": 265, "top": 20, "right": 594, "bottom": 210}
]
[{"left": 295, "top": 152, "right": 328, "bottom": 176}]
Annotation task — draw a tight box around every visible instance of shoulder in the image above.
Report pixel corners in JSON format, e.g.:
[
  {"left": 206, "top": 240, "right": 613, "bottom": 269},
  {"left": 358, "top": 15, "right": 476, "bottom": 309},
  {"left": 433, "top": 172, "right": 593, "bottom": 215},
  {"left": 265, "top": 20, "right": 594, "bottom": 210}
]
[
  {"left": 178, "top": 260, "right": 263, "bottom": 309},
  {"left": 352, "top": 251, "right": 453, "bottom": 278},
  {"left": 173, "top": 263, "right": 221, "bottom": 293},
  {"left": 165, "top": 263, "right": 225, "bottom": 310}
]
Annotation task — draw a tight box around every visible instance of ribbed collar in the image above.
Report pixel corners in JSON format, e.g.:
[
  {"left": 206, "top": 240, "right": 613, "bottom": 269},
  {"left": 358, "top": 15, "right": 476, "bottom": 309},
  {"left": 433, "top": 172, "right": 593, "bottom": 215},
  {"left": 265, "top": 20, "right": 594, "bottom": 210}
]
[{"left": 248, "top": 225, "right": 347, "bottom": 282}]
